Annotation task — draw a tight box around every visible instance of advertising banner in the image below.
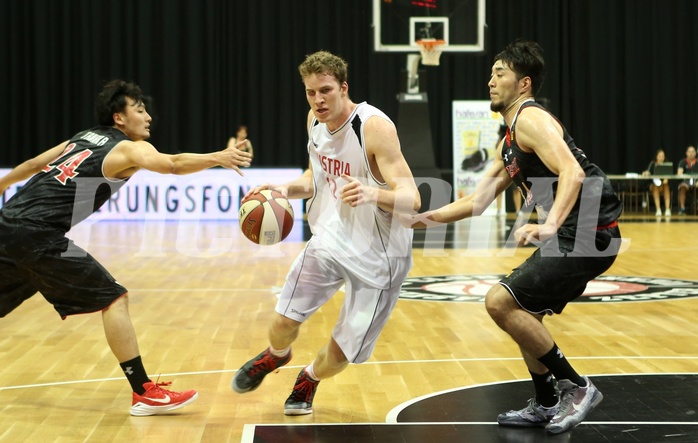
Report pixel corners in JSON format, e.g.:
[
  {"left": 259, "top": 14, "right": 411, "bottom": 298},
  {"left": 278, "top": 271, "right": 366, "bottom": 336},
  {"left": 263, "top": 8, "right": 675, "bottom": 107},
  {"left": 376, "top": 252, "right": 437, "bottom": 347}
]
[
  {"left": 452, "top": 101, "right": 504, "bottom": 215},
  {"left": 0, "top": 168, "right": 304, "bottom": 221}
]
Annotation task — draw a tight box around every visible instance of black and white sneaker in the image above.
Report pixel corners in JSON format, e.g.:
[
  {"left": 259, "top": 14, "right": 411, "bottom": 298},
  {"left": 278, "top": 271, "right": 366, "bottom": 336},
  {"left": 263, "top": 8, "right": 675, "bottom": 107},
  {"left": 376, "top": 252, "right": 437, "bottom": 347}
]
[
  {"left": 497, "top": 398, "right": 558, "bottom": 428},
  {"left": 546, "top": 376, "right": 603, "bottom": 434}
]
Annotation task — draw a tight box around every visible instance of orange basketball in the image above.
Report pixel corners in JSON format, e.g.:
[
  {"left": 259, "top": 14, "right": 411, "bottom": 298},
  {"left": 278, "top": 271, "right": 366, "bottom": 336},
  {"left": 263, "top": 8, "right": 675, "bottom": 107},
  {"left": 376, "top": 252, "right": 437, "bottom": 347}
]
[{"left": 238, "top": 190, "right": 294, "bottom": 245}]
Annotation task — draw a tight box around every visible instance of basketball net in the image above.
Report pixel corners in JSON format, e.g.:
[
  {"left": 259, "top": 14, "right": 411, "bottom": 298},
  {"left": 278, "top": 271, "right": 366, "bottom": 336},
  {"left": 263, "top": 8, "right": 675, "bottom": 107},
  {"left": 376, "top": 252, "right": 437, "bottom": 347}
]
[{"left": 416, "top": 38, "right": 446, "bottom": 66}]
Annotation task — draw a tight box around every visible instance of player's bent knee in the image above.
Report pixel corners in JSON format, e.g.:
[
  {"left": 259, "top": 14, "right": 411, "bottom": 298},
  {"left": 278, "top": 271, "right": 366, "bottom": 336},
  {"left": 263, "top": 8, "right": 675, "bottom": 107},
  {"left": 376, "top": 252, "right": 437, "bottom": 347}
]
[{"left": 484, "top": 285, "right": 512, "bottom": 322}]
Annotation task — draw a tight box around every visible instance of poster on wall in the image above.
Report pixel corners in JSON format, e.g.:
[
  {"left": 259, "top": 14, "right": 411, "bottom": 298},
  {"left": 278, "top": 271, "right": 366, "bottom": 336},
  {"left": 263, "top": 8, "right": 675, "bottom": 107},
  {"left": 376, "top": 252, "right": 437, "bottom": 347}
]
[{"left": 452, "top": 100, "right": 505, "bottom": 215}]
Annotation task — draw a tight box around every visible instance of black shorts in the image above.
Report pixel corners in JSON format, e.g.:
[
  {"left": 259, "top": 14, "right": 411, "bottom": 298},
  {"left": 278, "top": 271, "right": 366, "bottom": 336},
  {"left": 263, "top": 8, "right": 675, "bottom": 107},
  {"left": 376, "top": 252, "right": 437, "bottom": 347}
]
[
  {"left": 499, "top": 224, "right": 621, "bottom": 315},
  {"left": 0, "top": 222, "right": 127, "bottom": 319}
]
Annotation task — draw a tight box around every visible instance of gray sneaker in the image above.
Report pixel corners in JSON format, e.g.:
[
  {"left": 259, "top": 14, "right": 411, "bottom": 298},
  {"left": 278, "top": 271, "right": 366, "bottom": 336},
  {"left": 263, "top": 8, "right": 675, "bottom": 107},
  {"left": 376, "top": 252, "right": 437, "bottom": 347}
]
[
  {"left": 497, "top": 398, "right": 558, "bottom": 427},
  {"left": 231, "top": 348, "right": 292, "bottom": 394},
  {"left": 284, "top": 369, "right": 320, "bottom": 416},
  {"left": 546, "top": 376, "right": 603, "bottom": 434}
]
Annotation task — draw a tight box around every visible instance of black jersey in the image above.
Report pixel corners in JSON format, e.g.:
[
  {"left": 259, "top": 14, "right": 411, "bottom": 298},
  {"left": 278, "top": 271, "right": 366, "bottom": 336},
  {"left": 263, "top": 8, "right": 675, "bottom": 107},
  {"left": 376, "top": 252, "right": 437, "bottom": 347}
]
[
  {"left": 502, "top": 101, "right": 622, "bottom": 228},
  {"left": 678, "top": 157, "right": 698, "bottom": 174},
  {"left": 0, "top": 126, "right": 130, "bottom": 232}
]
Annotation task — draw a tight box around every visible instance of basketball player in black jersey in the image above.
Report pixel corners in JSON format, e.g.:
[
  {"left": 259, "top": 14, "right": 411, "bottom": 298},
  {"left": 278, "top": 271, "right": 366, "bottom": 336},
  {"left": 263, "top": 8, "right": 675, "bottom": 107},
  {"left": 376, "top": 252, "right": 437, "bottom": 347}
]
[
  {"left": 0, "top": 80, "right": 251, "bottom": 416},
  {"left": 410, "top": 40, "right": 623, "bottom": 434}
]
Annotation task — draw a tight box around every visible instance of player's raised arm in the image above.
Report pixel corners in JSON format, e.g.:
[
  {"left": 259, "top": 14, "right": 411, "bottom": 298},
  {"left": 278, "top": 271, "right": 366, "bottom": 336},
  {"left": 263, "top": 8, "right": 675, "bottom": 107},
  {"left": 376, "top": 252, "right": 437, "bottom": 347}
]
[
  {"left": 0, "top": 141, "right": 70, "bottom": 194},
  {"left": 103, "top": 139, "right": 252, "bottom": 179}
]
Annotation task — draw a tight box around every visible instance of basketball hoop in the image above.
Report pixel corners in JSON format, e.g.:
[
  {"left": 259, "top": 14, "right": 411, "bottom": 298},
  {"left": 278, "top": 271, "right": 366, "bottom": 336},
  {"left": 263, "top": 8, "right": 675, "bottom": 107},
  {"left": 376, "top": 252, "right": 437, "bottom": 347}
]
[{"left": 416, "top": 38, "right": 446, "bottom": 66}]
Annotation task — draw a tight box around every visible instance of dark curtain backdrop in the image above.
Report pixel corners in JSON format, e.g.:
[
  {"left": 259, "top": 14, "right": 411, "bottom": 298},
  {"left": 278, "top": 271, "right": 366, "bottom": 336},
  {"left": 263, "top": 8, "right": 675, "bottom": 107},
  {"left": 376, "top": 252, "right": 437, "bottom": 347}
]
[{"left": 1, "top": 0, "right": 697, "bottom": 177}]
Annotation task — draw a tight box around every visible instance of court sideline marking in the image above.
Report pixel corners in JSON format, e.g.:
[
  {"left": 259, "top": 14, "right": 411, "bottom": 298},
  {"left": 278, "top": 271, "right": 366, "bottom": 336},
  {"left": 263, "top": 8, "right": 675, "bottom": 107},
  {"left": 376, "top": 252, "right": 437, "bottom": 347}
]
[{"left": 1, "top": 357, "right": 697, "bottom": 391}]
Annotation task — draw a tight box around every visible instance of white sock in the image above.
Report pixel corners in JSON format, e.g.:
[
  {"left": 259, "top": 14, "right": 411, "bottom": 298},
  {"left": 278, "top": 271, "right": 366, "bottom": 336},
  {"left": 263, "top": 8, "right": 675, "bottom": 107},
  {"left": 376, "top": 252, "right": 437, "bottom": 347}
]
[
  {"left": 305, "top": 361, "right": 319, "bottom": 381},
  {"left": 269, "top": 345, "right": 290, "bottom": 358}
]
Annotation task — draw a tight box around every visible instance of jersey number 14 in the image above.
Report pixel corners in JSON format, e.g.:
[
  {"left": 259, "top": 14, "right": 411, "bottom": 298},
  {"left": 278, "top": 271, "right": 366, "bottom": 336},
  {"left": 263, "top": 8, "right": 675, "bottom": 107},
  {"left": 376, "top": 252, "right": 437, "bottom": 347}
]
[{"left": 42, "top": 143, "right": 94, "bottom": 185}]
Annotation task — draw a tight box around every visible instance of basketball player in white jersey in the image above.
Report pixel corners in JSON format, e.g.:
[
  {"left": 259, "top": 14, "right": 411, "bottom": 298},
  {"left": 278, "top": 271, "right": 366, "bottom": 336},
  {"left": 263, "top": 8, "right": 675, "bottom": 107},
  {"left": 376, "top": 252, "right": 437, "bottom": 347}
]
[{"left": 232, "top": 50, "right": 420, "bottom": 415}]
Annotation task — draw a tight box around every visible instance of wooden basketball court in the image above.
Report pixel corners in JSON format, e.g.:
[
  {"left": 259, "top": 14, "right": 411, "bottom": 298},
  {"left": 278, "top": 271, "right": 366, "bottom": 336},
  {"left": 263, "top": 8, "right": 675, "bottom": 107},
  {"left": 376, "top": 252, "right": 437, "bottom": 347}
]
[{"left": 1, "top": 214, "right": 697, "bottom": 442}]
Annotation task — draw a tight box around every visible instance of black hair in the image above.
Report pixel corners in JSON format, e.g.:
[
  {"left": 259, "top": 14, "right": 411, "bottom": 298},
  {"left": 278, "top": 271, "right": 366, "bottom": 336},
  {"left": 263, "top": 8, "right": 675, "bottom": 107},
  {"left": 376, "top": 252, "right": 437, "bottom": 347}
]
[
  {"left": 94, "top": 80, "right": 144, "bottom": 126},
  {"left": 494, "top": 40, "right": 546, "bottom": 97}
]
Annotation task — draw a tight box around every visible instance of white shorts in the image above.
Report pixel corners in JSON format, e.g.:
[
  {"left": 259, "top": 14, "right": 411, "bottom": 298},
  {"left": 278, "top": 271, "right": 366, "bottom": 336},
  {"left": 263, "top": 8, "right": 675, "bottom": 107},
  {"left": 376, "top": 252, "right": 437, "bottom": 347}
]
[{"left": 276, "top": 239, "right": 408, "bottom": 363}]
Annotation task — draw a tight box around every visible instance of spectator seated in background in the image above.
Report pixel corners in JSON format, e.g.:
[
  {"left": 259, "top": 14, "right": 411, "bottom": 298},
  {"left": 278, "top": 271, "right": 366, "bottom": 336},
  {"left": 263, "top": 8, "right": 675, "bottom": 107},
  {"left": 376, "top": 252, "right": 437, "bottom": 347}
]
[
  {"left": 642, "top": 149, "right": 672, "bottom": 217},
  {"left": 227, "top": 125, "right": 254, "bottom": 165},
  {"left": 677, "top": 145, "right": 697, "bottom": 215}
]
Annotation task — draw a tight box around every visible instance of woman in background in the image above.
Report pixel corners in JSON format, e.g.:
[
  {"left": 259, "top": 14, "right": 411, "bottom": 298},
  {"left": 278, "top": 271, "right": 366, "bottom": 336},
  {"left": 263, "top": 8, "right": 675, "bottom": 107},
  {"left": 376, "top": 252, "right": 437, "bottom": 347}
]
[
  {"left": 642, "top": 149, "right": 671, "bottom": 216},
  {"left": 227, "top": 125, "right": 254, "bottom": 164}
]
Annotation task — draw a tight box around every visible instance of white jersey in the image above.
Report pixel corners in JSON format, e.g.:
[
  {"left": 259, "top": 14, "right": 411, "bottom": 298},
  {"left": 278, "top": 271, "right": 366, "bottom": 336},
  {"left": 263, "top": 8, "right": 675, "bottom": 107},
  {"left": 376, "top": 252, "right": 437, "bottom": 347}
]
[{"left": 306, "top": 102, "right": 413, "bottom": 289}]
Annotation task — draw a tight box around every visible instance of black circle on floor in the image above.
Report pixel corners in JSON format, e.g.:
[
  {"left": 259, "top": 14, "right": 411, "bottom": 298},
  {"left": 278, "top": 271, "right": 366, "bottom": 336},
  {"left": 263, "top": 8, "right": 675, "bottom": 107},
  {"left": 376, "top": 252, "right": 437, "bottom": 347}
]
[{"left": 391, "top": 374, "right": 698, "bottom": 442}]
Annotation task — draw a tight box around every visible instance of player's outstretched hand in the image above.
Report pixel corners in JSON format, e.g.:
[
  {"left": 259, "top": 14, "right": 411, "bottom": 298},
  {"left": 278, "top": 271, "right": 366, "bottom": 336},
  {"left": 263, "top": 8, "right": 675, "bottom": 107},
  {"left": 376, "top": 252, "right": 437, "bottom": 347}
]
[
  {"left": 243, "top": 184, "right": 289, "bottom": 201},
  {"left": 220, "top": 139, "right": 253, "bottom": 176}
]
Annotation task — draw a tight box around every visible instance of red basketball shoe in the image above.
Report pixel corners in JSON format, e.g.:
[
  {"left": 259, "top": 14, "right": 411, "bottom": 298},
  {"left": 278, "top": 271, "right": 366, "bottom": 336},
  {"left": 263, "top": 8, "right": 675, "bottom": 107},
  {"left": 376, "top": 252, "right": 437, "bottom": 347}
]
[{"left": 131, "top": 380, "right": 199, "bottom": 416}]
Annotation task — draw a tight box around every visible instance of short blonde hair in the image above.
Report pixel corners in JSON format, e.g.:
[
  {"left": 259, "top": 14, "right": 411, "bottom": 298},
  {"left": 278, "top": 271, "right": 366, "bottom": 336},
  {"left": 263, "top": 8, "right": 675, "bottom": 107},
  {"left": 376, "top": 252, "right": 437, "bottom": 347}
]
[{"left": 298, "top": 51, "right": 348, "bottom": 85}]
